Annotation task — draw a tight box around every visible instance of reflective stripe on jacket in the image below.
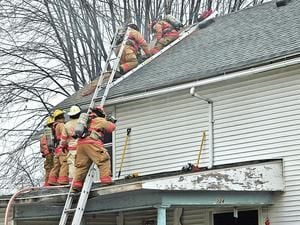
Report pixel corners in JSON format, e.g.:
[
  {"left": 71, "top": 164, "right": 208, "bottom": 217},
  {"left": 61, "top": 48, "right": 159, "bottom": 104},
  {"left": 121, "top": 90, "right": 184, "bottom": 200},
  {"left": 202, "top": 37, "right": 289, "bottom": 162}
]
[
  {"left": 77, "top": 117, "right": 116, "bottom": 146},
  {"left": 153, "top": 21, "right": 179, "bottom": 40},
  {"left": 53, "top": 121, "right": 65, "bottom": 153},
  {"left": 40, "top": 134, "right": 49, "bottom": 155},
  {"left": 116, "top": 29, "right": 150, "bottom": 56}
]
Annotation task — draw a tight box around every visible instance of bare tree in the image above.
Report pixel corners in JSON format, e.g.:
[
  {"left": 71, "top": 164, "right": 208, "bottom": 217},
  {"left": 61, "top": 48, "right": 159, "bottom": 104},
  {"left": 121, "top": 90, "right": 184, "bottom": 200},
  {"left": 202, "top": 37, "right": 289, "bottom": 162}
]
[{"left": 0, "top": 0, "right": 269, "bottom": 192}]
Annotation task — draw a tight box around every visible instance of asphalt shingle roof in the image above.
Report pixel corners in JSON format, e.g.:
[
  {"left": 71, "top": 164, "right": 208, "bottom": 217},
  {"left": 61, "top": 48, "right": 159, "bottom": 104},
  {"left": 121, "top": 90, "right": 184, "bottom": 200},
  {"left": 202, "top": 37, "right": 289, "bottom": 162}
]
[{"left": 58, "top": 0, "right": 300, "bottom": 109}]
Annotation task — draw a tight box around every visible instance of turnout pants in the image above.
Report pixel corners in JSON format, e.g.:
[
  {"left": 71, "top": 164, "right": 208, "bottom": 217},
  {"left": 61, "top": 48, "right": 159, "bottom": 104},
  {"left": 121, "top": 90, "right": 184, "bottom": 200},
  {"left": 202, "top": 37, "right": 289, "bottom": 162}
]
[
  {"left": 73, "top": 143, "right": 111, "bottom": 190},
  {"left": 119, "top": 45, "right": 139, "bottom": 73},
  {"left": 48, "top": 152, "right": 69, "bottom": 185},
  {"left": 67, "top": 150, "right": 77, "bottom": 181},
  {"left": 43, "top": 153, "right": 54, "bottom": 186}
]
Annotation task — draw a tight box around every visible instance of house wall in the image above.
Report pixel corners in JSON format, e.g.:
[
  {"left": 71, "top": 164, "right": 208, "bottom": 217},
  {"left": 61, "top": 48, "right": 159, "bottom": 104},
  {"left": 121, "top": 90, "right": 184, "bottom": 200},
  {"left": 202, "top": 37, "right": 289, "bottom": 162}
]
[
  {"left": 13, "top": 213, "right": 117, "bottom": 225},
  {"left": 0, "top": 208, "right": 4, "bottom": 225},
  {"left": 114, "top": 66, "right": 300, "bottom": 224},
  {"left": 123, "top": 208, "right": 208, "bottom": 225}
]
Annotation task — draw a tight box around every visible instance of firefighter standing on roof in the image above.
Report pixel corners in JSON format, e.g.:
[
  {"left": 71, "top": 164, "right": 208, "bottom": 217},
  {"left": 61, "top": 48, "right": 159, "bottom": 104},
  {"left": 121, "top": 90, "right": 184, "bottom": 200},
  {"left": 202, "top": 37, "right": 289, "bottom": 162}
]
[
  {"left": 116, "top": 23, "right": 152, "bottom": 75},
  {"left": 72, "top": 106, "right": 116, "bottom": 192},
  {"left": 60, "top": 105, "right": 81, "bottom": 182},
  {"left": 40, "top": 116, "right": 55, "bottom": 186},
  {"left": 48, "top": 109, "right": 69, "bottom": 186},
  {"left": 150, "top": 19, "right": 180, "bottom": 54}
]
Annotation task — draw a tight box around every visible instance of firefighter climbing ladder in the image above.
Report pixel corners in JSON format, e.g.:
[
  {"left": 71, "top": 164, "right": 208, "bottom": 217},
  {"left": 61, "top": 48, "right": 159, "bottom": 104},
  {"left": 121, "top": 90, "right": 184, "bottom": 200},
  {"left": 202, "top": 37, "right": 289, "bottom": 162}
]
[
  {"left": 110, "top": 11, "right": 218, "bottom": 88},
  {"left": 59, "top": 11, "right": 218, "bottom": 225},
  {"left": 58, "top": 26, "right": 131, "bottom": 225}
]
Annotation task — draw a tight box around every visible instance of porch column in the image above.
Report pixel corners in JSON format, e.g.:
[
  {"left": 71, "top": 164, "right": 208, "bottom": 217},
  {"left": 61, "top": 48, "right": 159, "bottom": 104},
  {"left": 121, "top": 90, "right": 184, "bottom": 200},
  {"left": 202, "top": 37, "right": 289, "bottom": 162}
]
[{"left": 156, "top": 205, "right": 169, "bottom": 225}]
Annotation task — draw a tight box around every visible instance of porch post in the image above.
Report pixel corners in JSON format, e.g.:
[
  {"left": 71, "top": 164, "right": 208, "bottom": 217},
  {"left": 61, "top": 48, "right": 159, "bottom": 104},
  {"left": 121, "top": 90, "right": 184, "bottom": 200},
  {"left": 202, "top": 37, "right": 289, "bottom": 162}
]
[{"left": 156, "top": 206, "right": 168, "bottom": 225}]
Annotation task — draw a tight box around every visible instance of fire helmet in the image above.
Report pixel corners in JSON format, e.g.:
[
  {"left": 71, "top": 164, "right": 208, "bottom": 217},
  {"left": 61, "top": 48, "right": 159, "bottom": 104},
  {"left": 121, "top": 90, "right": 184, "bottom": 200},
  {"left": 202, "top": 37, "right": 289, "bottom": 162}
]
[
  {"left": 127, "top": 23, "right": 139, "bottom": 31},
  {"left": 68, "top": 105, "right": 81, "bottom": 116},
  {"left": 46, "top": 116, "right": 54, "bottom": 126},
  {"left": 52, "top": 109, "right": 65, "bottom": 119}
]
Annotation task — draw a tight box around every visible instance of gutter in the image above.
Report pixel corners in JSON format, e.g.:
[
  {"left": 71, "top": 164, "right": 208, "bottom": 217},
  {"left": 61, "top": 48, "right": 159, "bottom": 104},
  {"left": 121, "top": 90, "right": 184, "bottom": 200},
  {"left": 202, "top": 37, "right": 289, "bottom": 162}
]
[
  {"left": 105, "top": 57, "right": 300, "bottom": 106},
  {"left": 4, "top": 185, "right": 69, "bottom": 225}
]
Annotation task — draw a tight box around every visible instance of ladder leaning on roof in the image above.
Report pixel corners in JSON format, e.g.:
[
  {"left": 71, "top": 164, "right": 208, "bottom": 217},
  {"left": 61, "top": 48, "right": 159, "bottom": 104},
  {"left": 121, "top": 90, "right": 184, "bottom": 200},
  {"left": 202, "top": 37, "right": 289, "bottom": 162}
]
[
  {"left": 58, "top": 26, "right": 131, "bottom": 225},
  {"left": 110, "top": 11, "right": 218, "bottom": 88},
  {"left": 58, "top": 11, "right": 218, "bottom": 225}
]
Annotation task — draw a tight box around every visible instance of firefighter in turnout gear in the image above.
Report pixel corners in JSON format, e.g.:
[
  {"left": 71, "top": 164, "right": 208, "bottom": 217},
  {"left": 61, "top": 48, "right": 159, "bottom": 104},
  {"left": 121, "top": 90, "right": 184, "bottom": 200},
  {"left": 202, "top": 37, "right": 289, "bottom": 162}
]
[
  {"left": 40, "top": 116, "right": 55, "bottom": 186},
  {"left": 48, "top": 109, "right": 69, "bottom": 186},
  {"left": 60, "top": 105, "right": 81, "bottom": 182},
  {"left": 150, "top": 19, "right": 180, "bottom": 54},
  {"left": 72, "top": 106, "right": 116, "bottom": 192},
  {"left": 116, "top": 23, "right": 151, "bottom": 75},
  {"left": 197, "top": 9, "right": 214, "bottom": 22}
]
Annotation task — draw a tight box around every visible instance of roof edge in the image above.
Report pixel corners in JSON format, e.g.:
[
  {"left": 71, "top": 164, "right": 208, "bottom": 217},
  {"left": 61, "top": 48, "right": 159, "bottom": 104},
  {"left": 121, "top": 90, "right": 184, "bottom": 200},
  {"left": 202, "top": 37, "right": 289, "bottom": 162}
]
[{"left": 103, "top": 56, "right": 300, "bottom": 106}]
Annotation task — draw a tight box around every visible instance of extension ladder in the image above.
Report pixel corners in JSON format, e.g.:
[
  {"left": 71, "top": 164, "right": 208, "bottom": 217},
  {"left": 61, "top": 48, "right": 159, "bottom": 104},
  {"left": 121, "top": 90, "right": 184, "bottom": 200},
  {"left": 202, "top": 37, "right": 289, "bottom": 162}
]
[
  {"left": 111, "top": 11, "right": 218, "bottom": 88},
  {"left": 58, "top": 12, "right": 218, "bottom": 225},
  {"left": 58, "top": 26, "right": 131, "bottom": 225}
]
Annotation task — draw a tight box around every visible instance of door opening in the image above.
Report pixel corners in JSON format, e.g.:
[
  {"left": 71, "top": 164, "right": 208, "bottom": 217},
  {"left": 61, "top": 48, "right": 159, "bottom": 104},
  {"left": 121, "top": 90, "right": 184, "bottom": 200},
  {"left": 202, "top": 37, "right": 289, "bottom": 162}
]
[{"left": 213, "top": 210, "right": 258, "bottom": 225}]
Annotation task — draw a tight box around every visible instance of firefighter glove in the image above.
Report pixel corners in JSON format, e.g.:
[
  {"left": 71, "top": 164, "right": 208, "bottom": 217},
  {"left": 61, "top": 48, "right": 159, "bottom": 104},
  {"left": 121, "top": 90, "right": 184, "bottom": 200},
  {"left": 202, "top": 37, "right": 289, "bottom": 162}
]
[
  {"left": 106, "top": 114, "right": 117, "bottom": 124},
  {"left": 142, "top": 54, "right": 151, "bottom": 60}
]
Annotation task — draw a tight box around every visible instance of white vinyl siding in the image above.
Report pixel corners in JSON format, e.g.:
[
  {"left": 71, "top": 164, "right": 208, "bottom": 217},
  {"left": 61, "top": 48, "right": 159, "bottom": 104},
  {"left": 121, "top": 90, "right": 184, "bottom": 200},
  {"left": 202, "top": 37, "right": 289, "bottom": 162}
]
[
  {"left": 122, "top": 208, "right": 207, "bottom": 225},
  {"left": 181, "top": 208, "right": 207, "bottom": 225},
  {"left": 84, "top": 213, "right": 116, "bottom": 225},
  {"left": 212, "top": 70, "right": 300, "bottom": 165},
  {"left": 124, "top": 209, "right": 156, "bottom": 225},
  {"left": 114, "top": 66, "right": 300, "bottom": 224},
  {"left": 115, "top": 93, "right": 210, "bottom": 176}
]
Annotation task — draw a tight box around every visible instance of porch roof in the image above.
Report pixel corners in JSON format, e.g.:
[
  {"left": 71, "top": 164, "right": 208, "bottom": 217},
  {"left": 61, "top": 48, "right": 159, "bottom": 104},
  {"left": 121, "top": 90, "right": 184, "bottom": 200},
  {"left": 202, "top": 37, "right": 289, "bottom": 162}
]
[{"left": 11, "top": 160, "right": 283, "bottom": 220}]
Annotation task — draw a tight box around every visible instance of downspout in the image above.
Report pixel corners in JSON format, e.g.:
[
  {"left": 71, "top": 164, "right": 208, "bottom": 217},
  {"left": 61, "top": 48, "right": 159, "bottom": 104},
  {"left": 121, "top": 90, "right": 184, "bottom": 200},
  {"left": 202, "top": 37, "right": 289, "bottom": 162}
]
[
  {"left": 208, "top": 101, "right": 214, "bottom": 169},
  {"left": 112, "top": 105, "right": 117, "bottom": 180},
  {"left": 190, "top": 87, "right": 214, "bottom": 169}
]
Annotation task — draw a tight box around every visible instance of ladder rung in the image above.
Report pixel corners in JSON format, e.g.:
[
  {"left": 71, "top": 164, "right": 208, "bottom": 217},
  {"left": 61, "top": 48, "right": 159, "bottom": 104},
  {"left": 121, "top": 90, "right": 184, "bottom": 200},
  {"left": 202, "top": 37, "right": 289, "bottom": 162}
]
[
  {"left": 64, "top": 208, "right": 76, "bottom": 213},
  {"left": 59, "top": 27, "right": 132, "bottom": 225},
  {"left": 70, "top": 192, "right": 80, "bottom": 196}
]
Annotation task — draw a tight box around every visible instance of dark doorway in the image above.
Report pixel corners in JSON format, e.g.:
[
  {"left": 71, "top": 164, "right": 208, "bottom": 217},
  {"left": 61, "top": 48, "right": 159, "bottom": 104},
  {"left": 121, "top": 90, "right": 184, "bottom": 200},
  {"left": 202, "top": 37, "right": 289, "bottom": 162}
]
[{"left": 213, "top": 210, "right": 258, "bottom": 225}]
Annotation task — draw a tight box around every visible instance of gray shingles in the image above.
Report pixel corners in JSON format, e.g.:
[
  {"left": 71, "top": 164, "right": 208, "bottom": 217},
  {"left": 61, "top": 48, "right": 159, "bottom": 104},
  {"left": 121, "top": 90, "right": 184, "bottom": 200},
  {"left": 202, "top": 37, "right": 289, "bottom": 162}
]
[{"left": 57, "top": 0, "right": 300, "bottom": 109}]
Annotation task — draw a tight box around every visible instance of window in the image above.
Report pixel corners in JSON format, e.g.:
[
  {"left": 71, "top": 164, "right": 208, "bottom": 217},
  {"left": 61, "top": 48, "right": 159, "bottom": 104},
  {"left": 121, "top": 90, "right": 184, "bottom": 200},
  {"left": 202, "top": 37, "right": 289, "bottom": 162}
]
[{"left": 213, "top": 210, "right": 258, "bottom": 225}]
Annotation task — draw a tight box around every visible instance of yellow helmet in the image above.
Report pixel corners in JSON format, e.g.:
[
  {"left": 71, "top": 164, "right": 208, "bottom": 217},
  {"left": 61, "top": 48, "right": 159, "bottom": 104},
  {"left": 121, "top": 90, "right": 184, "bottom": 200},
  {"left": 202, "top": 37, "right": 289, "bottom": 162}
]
[
  {"left": 52, "top": 109, "right": 65, "bottom": 119},
  {"left": 46, "top": 116, "right": 54, "bottom": 126},
  {"left": 68, "top": 105, "right": 81, "bottom": 116}
]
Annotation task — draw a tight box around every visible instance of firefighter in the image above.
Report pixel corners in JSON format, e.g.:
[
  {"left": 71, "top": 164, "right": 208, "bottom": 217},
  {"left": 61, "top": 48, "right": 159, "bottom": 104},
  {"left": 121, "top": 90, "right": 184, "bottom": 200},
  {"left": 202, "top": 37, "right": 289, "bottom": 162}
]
[
  {"left": 60, "top": 105, "right": 81, "bottom": 182},
  {"left": 150, "top": 19, "right": 180, "bottom": 54},
  {"left": 72, "top": 106, "right": 116, "bottom": 192},
  {"left": 40, "top": 116, "right": 55, "bottom": 186},
  {"left": 48, "top": 109, "right": 69, "bottom": 186},
  {"left": 197, "top": 9, "right": 214, "bottom": 22},
  {"left": 116, "top": 23, "right": 152, "bottom": 75}
]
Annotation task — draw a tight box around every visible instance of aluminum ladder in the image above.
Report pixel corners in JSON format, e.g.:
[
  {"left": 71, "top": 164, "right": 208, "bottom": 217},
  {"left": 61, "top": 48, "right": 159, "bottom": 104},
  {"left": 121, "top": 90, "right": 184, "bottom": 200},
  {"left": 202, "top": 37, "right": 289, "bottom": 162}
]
[
  {"left": 58, "top": 12, "right": 218, "bottom": 225},
  {"left": 58, "top": 26, "right": 131, "bottom": 225},
  {"left": 111, "top": 11, "right": 218, "bottom": 88}
]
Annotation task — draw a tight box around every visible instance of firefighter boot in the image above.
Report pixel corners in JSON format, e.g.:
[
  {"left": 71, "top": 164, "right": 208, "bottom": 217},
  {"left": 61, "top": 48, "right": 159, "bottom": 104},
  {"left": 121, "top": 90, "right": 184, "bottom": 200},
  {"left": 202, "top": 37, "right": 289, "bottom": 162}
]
[{"left": 100, "top": 176, "right": 113, "bottom": 185}]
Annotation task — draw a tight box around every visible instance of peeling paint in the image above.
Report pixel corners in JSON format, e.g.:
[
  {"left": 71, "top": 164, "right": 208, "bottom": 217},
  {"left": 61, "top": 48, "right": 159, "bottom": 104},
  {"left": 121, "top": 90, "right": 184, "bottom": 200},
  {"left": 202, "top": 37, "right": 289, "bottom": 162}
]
[
  {"left": 178, "top": 176, "right": 184, "bottom": 182},
  {"left": 142, "top": 161, "right": 284, "bottom": 191}
]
